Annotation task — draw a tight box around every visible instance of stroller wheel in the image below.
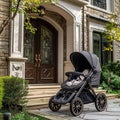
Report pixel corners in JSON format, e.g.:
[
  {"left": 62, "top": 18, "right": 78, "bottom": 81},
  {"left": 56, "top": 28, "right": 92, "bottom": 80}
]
[
  {"left": 49, "top": 96, "right": 61, "bottom": 112},
  {"left": 70, "top": 97, "right": 83, "bottom": 116},
  {"left": 95, "top": 93, "right": 107, "bottom": 112}
]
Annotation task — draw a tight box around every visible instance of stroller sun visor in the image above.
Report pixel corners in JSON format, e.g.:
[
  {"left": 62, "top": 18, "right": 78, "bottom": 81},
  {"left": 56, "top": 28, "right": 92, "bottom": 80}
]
[
  {"left": 70, "top": 51, "right": 101, "bottom": 73},
  {"left": 70, "top": 51, "right": 102, "bottom": 87}
]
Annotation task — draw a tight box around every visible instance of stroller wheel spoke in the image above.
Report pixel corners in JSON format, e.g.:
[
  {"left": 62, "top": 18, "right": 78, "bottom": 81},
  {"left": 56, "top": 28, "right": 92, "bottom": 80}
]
[
  {"left": 70, "top": 97, "right": 83, "bottom": 116},
  {"left": 95, "top": 93, "right": 107, "bottom": 112},
  {"left": 49, "top": 96, "right": 61, "bottom": 112}
]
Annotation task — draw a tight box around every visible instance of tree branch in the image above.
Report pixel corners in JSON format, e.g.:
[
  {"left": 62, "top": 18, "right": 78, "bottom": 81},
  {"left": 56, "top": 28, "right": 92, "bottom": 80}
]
[{"left": 0, "top": 0, "right": 21, "bottom": 34}]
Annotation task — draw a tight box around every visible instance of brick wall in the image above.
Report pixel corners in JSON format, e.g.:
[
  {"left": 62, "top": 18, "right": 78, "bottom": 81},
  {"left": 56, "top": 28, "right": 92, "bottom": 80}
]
[{"left": 0, "top": 0, "right": 10, "bottom": 76}]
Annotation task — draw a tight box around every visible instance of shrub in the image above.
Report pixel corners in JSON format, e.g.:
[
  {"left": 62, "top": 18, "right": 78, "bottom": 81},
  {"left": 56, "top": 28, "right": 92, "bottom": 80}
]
[
  {"left": 11, "top": 112, "right": 48, "bottom": 120},
  {"left": 100, "top": 68, "right": 110, "bottom": 84},
  {"left": 101, "top": 62, "right": 120, "bottom": 94},
  {"left": 0, "top": 113, "right": 2, "bottom": 120},
  {"left": 110, "top": 74, "right": 120, "bottom": 90},
  {"left": 101, "top": 61, "right": 120, "bottom": 84},
  {"left": 103, "top": 61, "right": 120, "bottom": 76},
  {"left": 0, "top": 77, "right": 4, "bottom": 109},
  {"left": 2, "top": 76, "right": 28, "bottom": 112}
]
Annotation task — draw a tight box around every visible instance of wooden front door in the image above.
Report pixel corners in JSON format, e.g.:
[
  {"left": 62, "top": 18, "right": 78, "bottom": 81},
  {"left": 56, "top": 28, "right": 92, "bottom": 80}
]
[{"left": 24, "top": 19, "right": 58, "bottom": 84}]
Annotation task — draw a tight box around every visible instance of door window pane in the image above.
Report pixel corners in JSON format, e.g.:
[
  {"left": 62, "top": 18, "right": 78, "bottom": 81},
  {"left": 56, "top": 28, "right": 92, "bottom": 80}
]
[
  {"left": 24, "top": 29, "right": 34, "bottom": 63},
  {"left": 40, "top": 25, "right": 53, "bottom": 64}
]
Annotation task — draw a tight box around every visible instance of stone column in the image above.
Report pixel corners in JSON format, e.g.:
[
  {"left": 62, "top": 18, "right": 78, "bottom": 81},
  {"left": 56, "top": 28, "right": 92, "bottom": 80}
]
[
  {"left": 9, "top": 13, "right": 27, "bottom": 78},
  {"left": 74, "top": 22, "right": 82, "bottom": 52},
  {"left": 113, "top": 40, "right": 120, "bottom": 62},
  {"left": 64, "top": 6, "right": 83, "bottom": 81}
]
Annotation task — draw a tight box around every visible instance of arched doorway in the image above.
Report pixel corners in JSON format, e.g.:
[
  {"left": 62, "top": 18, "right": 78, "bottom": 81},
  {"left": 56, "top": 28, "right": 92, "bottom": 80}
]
[{"left": 24, "top": 19, "right": 58, "bottom": 84}]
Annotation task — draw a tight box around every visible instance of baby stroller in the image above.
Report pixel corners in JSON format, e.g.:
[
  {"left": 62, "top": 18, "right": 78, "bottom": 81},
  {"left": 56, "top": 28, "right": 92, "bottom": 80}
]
[{"left": 49, "top": 51, "right": 107, "bottom": 116}]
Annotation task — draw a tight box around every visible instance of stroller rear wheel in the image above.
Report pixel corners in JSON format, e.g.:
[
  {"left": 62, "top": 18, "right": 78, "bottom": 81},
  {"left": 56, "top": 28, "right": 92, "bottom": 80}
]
[
  {"left": 95, "top": 93, "right": 107, "bottom": 112},
  {"left": 49, "top": 96, "right": 61, "bottom": 112},
  {"left": 70, "top": 97, "right": 83, "bottom": 116}
]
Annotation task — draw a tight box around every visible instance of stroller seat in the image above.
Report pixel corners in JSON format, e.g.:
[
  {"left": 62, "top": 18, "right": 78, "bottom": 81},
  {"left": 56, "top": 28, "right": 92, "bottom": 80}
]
[
  {"left": 61, "top": 69, "right": 89, "bottom": 90},
  {"left": 61, "top": 80, "right": 84, "bottom": 90}
]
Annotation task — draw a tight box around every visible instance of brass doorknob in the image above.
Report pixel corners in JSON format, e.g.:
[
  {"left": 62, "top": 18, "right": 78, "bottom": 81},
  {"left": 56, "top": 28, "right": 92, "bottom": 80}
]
[
  {"left": 38, "top": 54, "right": 41, "bottom": 67},
  {"left": 35, "top": 54, "right": 38, "bottom": 67}
]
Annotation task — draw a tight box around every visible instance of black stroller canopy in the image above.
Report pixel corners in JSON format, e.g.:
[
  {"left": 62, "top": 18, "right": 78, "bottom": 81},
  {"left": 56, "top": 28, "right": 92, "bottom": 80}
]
[{"left": 70, "top": 51, "right": 101, "bottom": 72}]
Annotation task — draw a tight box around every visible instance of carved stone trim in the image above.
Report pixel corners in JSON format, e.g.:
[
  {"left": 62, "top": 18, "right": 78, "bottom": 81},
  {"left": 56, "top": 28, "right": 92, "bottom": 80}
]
[
  {"left": 10, "top": 62, "right": 25, "bottom": 78},
  {"left": 8, "top": 57, "right": 27, "bottom": 62},
  {"left": 113, "top": 40, "right": 120, "bottom": 62},
  {"left": 9, "top": 57, "right": 27, "bottom": 78}
]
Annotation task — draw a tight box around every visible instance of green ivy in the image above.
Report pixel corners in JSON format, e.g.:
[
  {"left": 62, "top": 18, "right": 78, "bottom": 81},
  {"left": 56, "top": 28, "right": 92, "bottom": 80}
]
[{"left": 104, "top": 14, "right": 120, "bottom": 42}]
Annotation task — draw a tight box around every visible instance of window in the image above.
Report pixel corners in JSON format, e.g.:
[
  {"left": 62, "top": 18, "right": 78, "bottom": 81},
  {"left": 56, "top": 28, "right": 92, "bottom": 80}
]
[
  {"left": 93, "top": 31, "right": 112, "bottom": 65},
  {"left": 91, "top": 0, "right": 107, "bottom": 10}
]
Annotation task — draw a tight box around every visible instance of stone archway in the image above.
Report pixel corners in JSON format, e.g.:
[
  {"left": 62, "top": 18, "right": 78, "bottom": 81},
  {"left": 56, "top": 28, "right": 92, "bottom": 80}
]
[{"left": 9, "top": 4, "right": 75, "bottom": 83}]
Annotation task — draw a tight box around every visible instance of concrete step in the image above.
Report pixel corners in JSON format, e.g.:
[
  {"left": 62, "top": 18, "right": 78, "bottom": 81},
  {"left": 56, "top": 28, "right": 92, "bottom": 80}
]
[
  {"left": 28, "top": 84, "right": 61, "bottom": 89},
  {"left": 28, "top": 89, "right": 59, "bottom": 96},
  {"left": 27, "top": 97, "right": 50, "bottom": 106},
  {"left": 94, "top": 89, "right": 106, "bottom": 94},
  {"left": 27, "top": 93, "right": 55, "bottom": 99},
  {"left": 28, "top": 84, "right": 60, "bottom": 96},
  {"left": 106, "top": 94, "right": 119, "bottom": 99}
]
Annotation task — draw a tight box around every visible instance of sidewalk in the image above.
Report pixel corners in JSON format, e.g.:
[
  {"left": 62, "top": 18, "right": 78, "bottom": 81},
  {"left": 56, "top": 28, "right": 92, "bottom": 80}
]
[{"left": 29, "top": 98, "right": 120, "bottom": 120}]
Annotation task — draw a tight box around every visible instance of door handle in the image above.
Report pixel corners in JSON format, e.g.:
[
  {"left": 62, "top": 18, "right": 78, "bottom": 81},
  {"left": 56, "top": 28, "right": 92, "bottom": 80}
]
[
  {"left": 38, "top": 54, "right": 41, "bottom": 67},
  {"left": 35, "top": 54, "right": 38, "bottom": 67}
]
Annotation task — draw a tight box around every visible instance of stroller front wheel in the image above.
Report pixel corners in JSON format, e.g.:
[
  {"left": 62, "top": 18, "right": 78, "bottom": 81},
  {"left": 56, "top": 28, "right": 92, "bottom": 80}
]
[
  {"left": 70, "top": 97, "right": 83, "bottom": 116},
  {"left": 95, "top": 93, "right": 107, "bottom": 112},
  {"left": 49, "top": 96, "right": 61, "bottom": 112}
]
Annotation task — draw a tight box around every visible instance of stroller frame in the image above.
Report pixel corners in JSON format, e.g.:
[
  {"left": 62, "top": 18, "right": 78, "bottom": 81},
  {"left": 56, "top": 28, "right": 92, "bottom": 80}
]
[{"left": 49, "top": 51, "right": 107, "bottom": 116}]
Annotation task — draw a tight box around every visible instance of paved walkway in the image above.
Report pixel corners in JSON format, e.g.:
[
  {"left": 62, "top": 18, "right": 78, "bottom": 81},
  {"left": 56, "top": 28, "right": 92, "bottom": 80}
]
[{"left": 29, "top": 98, "right": 120, "bottom": 120}]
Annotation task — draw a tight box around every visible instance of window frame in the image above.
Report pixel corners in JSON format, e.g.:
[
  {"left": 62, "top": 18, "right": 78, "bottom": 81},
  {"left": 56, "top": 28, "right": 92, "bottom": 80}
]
[
  {"left": 89, "top": 0, "right": 111, "bottom": 12},
  {"left": 91, "top": 0, "right": 107, "bottom": 10},
  {"left": 93, "top": 31, "right": 113, "bottom": 65}
]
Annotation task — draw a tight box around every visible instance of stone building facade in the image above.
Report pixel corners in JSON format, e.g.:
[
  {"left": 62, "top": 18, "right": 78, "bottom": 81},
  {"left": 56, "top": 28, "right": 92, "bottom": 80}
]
[
  {"left": 0, "top": 0, "right": 120, "bottom": 84},
  {"left": 0, "top": 0, "right": 10, "bottom": 76}
]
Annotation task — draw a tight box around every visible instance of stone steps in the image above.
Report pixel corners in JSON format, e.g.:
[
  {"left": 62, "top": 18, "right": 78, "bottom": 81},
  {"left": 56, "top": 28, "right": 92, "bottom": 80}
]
[
  {"left": 27, "top": 84, "right": 61, "bottom": 109},
  {"left": 26, "top": 85, "right": 118, "bottom": 110}
]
